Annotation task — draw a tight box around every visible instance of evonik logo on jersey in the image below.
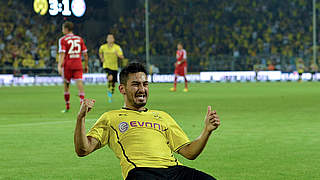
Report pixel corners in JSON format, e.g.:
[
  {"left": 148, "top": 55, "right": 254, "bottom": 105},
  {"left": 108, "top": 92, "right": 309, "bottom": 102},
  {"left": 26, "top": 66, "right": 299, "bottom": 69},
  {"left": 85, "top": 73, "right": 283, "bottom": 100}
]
[{"left": 118, "top": 120, "right": 168, "bottom": 133}]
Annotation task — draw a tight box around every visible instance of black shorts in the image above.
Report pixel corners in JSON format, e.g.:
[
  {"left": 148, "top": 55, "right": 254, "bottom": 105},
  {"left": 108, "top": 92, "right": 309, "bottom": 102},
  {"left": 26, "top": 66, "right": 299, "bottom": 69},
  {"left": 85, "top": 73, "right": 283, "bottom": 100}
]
[
  {"left": 104, "top": 68, "right": 118, "bottom": 83},
  {"left": 126, "top": 165, "right": 216, "bottom": 180}
]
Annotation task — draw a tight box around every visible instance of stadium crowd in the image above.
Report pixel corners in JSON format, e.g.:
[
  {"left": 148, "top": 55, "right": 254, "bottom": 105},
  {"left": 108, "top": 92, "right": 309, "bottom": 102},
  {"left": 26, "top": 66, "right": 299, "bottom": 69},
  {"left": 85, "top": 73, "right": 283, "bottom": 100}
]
[
  {"left": 0, "top": 0, "right": 59, "bottom": 74},
  {"left": 0, "top": 0, "right": 319, "bottom": 74},
  {"left": 108, "top": 0, "right": 320, "bottom": 72}
]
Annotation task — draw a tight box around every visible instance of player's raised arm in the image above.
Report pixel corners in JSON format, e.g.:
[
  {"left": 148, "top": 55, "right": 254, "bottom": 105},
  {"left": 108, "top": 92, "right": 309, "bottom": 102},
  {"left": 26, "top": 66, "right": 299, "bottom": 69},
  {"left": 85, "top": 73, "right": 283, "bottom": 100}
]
[
  {"left": 178, "top": 106, "right": 220, "bottom": 160},
  {"left": 74, "top": 99, "right": 99, "bottom": 157}
]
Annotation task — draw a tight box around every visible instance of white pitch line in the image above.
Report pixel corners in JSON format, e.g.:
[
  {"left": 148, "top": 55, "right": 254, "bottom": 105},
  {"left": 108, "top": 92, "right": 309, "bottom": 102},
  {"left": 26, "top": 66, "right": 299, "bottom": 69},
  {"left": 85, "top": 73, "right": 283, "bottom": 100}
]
[{"left": 0, "top": 119, "right": 97, "bottom": 128}]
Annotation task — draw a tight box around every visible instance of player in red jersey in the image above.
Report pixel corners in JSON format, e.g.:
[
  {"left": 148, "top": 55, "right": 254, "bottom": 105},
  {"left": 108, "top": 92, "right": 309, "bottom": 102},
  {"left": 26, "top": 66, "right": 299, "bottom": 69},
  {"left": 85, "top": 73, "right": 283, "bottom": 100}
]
[
  {"left": 171, "top": 42, "right": 188, "bottom": 92},
  {"left": 58, "top": 21, "right": 88, "bottom": 113}
]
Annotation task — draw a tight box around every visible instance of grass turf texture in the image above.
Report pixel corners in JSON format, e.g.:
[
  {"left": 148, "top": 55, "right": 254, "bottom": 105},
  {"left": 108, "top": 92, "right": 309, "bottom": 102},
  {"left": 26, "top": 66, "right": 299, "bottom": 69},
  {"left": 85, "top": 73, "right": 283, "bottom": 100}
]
[{"left": 0, "top": 82, "right": 319, "bottom": 180}]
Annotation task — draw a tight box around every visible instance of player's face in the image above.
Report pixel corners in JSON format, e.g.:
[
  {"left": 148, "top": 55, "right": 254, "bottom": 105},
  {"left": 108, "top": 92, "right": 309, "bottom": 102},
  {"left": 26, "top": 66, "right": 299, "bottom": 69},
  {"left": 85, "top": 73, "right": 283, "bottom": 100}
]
[
  {"left": 107, "top": 35, "right": 115, "bottom": 44},
  {"left": 124, "top": 72, "right": 149, "bottom": 109},
  {"left": 177, "top": 44, "right": 182, "bottom": 50}
]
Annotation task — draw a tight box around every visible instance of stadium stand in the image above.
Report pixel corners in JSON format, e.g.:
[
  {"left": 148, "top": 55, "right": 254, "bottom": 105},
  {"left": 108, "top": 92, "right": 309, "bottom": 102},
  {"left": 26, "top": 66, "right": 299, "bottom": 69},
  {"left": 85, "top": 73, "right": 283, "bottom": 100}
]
[
  {"left": 0, "top": 0, "right": 318, "bottom": 74},
  {"left": 110, "top": 0, "right": 317, "bottom": 72},
  {"left": 0, "top": 0, "right": 59, "bottom": 75}
]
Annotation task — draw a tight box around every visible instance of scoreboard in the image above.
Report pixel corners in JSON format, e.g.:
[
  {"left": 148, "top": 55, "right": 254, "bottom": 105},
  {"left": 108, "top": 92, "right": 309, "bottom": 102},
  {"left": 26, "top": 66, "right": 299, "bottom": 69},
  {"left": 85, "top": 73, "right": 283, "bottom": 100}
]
[{"left": 33, "top": 0, "right": 86, "bottom": 17}]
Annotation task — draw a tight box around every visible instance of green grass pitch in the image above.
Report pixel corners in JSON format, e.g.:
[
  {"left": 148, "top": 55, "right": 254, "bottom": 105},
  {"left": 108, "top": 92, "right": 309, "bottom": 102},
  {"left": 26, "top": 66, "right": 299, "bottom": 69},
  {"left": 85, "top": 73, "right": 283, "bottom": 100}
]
[{"left": 0, "top": 82, "right": 319, "bottom": 180}]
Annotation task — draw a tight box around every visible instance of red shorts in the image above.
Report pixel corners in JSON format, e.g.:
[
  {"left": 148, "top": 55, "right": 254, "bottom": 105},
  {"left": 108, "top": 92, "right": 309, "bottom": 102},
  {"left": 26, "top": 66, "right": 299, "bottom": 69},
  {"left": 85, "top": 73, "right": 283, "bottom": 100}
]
[
  {"left": 63, "top": 68, "right": 83, "bottom": 83},
  {"left": 174, "top": 65, "right": 187, "bottom": 76}
]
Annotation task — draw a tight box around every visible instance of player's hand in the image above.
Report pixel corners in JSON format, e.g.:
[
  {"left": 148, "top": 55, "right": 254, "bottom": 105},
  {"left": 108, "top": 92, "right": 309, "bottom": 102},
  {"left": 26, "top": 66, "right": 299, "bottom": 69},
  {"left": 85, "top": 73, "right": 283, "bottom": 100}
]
[
  {"left": 58, "top": 63, "right": 64, "bottom": 75},
  {"left": 58, "top": 66, "right": 62, "bottom": 75},
  {"left": 78, "top": 99, "right": 96, "bottom": 118},
  {"left": 84, "top": 65, "right": 89, "bottom": 73},
  {"left": 115, "top": 51, "right": 119, "bottom": 57},
  {"left": 204, "top": 106, "right": 220, "bottom": 133}
]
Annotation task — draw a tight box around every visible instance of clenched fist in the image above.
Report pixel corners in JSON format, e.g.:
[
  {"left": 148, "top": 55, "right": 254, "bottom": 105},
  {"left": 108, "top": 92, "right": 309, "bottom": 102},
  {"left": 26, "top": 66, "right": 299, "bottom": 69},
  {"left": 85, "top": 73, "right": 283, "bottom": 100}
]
[{"left": 78, "top": 99, "right": 96, "bottom": 118}]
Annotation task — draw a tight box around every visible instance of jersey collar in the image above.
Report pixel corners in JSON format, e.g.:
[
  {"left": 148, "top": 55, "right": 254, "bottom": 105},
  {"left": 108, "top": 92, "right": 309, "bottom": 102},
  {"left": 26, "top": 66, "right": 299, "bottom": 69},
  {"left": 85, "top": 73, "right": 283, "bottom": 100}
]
[{"left": 122, "top": 107, "right": 148, "bottom": 112}]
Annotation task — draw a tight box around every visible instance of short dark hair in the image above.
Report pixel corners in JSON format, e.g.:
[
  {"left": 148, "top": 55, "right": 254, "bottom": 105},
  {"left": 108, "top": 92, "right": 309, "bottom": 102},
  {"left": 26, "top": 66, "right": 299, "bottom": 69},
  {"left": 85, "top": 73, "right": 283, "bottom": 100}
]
[
  {"left": 63, "top": 21, "right": 74, "bottom": 31},
  {"left": 120, "top": 62, "right": 148, "bottom": 85}
]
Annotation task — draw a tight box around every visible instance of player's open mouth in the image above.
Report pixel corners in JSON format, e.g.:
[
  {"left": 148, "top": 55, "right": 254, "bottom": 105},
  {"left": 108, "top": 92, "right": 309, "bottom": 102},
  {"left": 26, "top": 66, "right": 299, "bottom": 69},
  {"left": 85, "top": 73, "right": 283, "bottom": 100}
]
[{"left": 135, "top": 94, "right": 146, "bottom": 101}]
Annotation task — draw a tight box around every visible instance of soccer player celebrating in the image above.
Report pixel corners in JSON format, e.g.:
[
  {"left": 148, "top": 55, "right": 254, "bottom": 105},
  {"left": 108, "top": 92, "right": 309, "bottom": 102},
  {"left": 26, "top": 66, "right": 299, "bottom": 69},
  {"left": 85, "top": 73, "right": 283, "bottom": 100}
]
[
  {"left": 74, "top": 62, "right": 220, "bottom": 180},
  {"left": 99, "top": 34, "right": 125, "bottom": 103},
  {"left": 171, "top": 42, "right": 188, "bottom": 92},
  {"left": 58, "top": 21, "right": 88, "bottom": 113}
]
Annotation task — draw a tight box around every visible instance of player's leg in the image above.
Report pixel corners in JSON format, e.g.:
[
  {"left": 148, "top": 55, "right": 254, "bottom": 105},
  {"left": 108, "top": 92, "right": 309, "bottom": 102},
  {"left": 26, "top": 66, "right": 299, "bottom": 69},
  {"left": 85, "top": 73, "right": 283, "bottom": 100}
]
[
  {"left": 107, "top": 74, "right": 113, "bottom": 103},
  {"left": 76, "top": 80, "right": 85, "bottom": 104},
  {"left": 174, "top": 75, "right": 178, "bottom": 89},
  {"left": 62, "top": 68, "right": 71, "bottom": 112},
  {"left": 170, "top": 72, "right": 178, "bottom": 92},
  {"left": 170, "top": 67, "right": 178, "bottom": 92},
  {"left": 107, "top": 74, "right": 113, "bottom": 92},
  {"left": 183, "top": 75, "right": 188, "bottom": 92},
  {"left": 111, "top": 81, "right": 116, "bottom": 93},
  {"left": 103, "top": 68, "right": 113, "bottom": 103},
  {"left": 73, "top": 69, "right": 85, "bottom": 104},
  {"left": 63, "top": 81, "right": 70, "bottom": 112},
  {"left": 183, "top": 66, "right": 188, "bottom": 92},
  {"left": 311, "top": 72, "right": 315, "bottom": 81},
  {"left": 111, "top": 70, "right": 118, "bottom": 94},
  {"left": 170, "top": 74, "right": 178, "bottom": 92},
  {"left": 104, "top": 68, "right": 111, "bottom": 91},
  {"left": 169, "top": 166, "right": 216, "bottom": 180},
  {"left": 298, "top": 72, "right": 302, "bottom": 82}
]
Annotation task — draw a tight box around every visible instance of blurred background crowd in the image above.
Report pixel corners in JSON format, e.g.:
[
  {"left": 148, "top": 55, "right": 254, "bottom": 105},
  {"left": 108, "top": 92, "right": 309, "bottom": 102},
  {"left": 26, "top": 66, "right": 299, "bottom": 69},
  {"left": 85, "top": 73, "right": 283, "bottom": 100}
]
[
  {"left": 0, "top": 0, "right": 59, "bottom": 75},
  {"left": 0, "top": 0, "right": 319, "bottom": 75}
]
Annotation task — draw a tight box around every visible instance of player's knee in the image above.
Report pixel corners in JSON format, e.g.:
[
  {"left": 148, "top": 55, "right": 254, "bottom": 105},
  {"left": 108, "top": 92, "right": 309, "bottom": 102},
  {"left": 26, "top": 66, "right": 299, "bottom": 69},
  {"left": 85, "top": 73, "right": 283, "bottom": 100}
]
[{"left": 108, "top": 74, "right": 113, "bottom": 81}]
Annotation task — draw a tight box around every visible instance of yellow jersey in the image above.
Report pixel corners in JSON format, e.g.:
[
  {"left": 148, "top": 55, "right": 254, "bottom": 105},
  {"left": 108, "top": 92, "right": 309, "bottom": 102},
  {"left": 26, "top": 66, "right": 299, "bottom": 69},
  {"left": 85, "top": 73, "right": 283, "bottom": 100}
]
[
  {"left": 87, "top": 108, "right": 190, "bottom": 179},
  {"left": 99, "top": 43, "right": 123, "bottom": 70},
  {"left": 296, "top": 63, "right": 305, "bottom": 73}
]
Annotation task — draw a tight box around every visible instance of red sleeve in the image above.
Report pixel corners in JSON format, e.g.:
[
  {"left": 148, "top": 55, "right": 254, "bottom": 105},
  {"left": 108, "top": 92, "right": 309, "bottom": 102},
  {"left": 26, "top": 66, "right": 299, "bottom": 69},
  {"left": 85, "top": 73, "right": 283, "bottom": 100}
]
[
  {"left": 81, "top": 38, "right": 87, "bottom": 53},
  {"left": 58, "top": 37, "right": 66, "bottom": 53}
]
